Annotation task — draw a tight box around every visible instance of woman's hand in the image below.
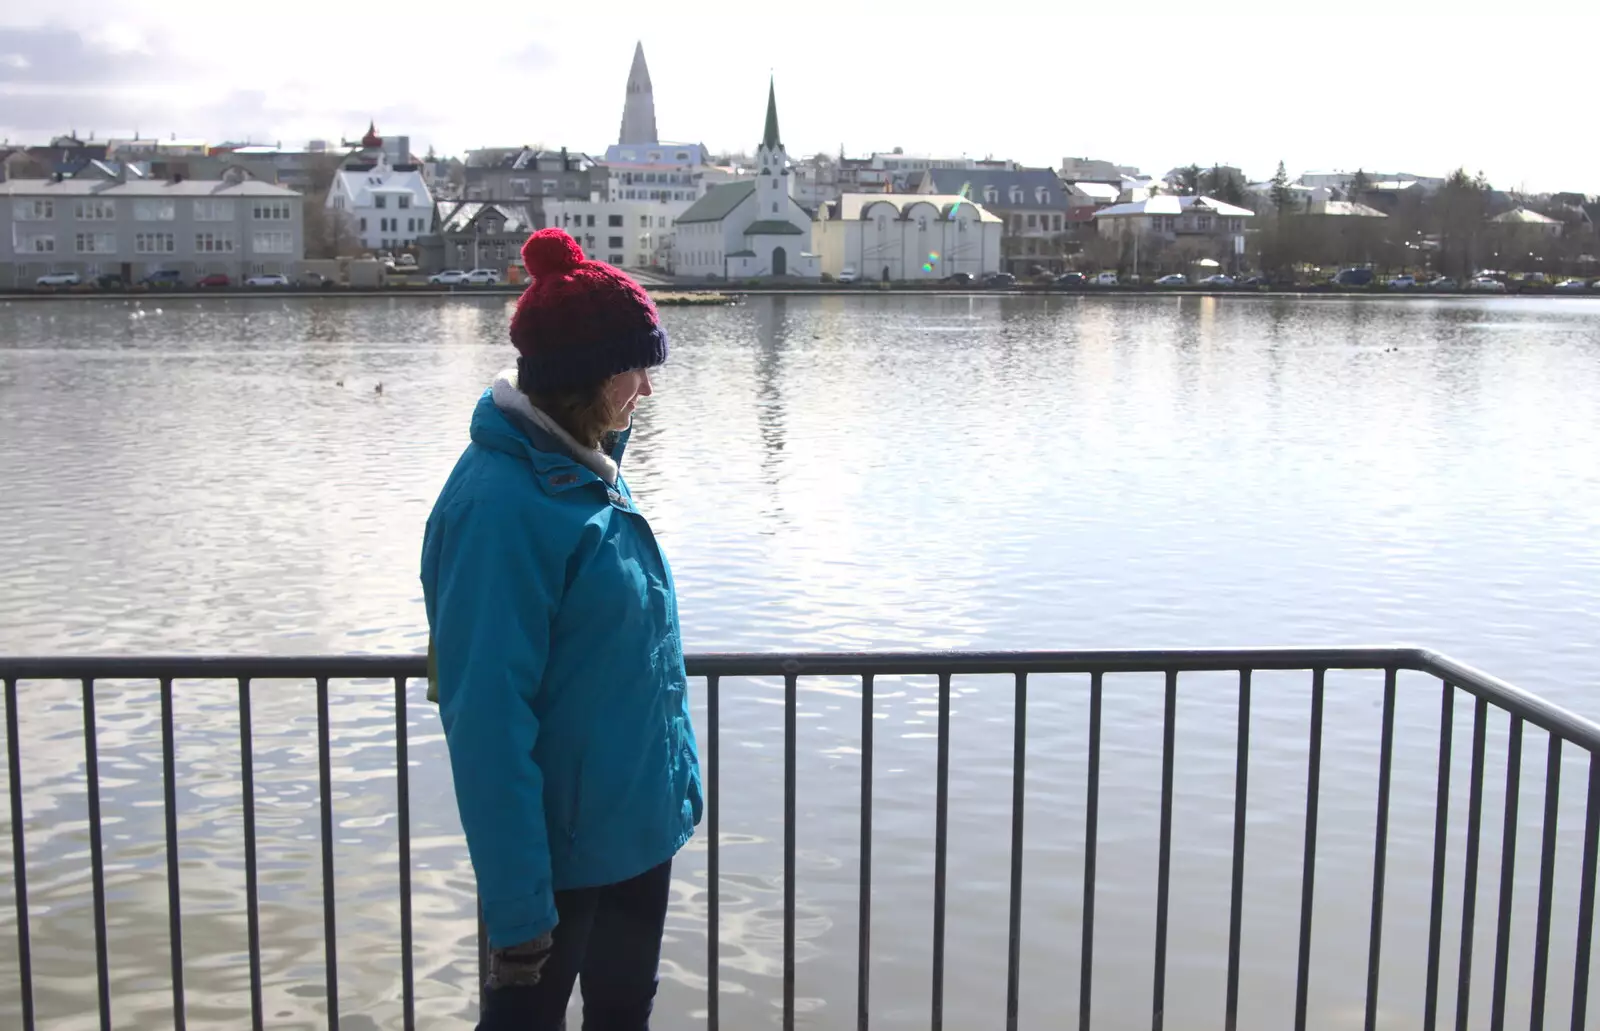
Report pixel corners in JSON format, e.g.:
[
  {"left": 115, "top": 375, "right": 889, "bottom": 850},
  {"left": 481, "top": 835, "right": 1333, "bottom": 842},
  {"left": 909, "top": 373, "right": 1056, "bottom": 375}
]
[{"left": 484, "top": 932, "right": 556, "bottom": 988}]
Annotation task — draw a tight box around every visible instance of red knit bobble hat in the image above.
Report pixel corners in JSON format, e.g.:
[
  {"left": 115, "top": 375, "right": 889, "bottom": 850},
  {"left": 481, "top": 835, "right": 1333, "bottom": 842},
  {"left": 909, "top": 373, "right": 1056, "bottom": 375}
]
[{"left": 509, "top": 229, "right": 668, "bottom": 393}]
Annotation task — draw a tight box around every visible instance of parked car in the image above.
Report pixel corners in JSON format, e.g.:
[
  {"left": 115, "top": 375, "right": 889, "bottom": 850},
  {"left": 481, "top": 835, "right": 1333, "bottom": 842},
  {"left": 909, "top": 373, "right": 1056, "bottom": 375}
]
[
  {"left": 1426, "top": 276, "right": 1458, "bottom": 291},
  {"left": 1468, "top": 276, "right": 1507, "bottom": 293},
  {"left": 1199, "top": 274, "right": 1235, "bottom": 287},
  {"left": 1053, "top": 271, "right": 1087, "bottom": 288},
  {"left": 1387, "top": 275, "right": 1418, "bottom": 290},
  {"left": 298, "top": 271, "right": 333, "bottom": 288},
  {"left": 837, "top": 266, "right": 860, "bottom": 284},
  {"left": 1332, "top": 267, "right": 1375, "bottom": 287},
  {"left": 1155, "top": 273, "right": 1187, "bottom": 287},
  {"left": 464, "top": 269, "right": 501, "bottom": 285},
  {"left": 942, "top": 272, "right": 973, "bottom": 285},
  {"left": 1093, "top": 272, "right": 1119, "bottom": 287},
  {"left": 245, "top": 273, "right": 290, "bottom": 288},
  {"left": 1239, "top": 275, "right": 1269, "bottom": 288},
  {"left": 142, "top": 268, "right": 183, "bottom": 287},
  {"left": 36, "top": 271, "right": 81, "bottom": 287},
  {"left": 197, "top": 273, "right": 231, "bottom": 288},
  {"left": 93, "top": 273, "right": 126, "bottom": 290},
  {"left": 1520, "top": 272, "right": 1548, "bottom": 286},
  {"left": 430, "top": 269, "right": 470, "bottom": 285},
  {"left": 1554, "top": 278, "right": 1588, "bottom": 292},
  {"left": 982, "top": 272, "right": 1017, "bottom": 288}
]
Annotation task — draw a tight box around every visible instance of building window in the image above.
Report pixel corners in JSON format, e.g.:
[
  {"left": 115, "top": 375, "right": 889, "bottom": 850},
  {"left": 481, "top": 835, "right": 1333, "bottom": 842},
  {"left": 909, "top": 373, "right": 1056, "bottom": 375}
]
[
  {"left": 75, "top": 232, "right": 116, "bottom": 253},
  {"left": 135, "top": 232, "right": 175, "bottom": 254},
  {"left": 360, "top": 217, "right": 368, "bottom": 231},
  {"left": 1197, "top": 216, "right": 1212, "bottom": 231},
  {"left": 12, "top": 199, "right": 54, "bottom": 220},
  {"left": 608, "top": 254, "right": 625, "bottom": 264},
  {"left": 133, "top": 200, "right": 176, "bottom": 221},
  {"left": 193, "top": 199, "right": 235, "bottom": 221},
  {"left": 195, "top": 232, "right": 235, "bottom": 253},
  {"left": 74, "top": 199, "right": 116, "bottom": 220},
  {"left": 252, "top": 231, "right": 293, "bottom": 254},
  {"left": 1009, "top": 186, "right": 1023, "bottom": 203},
  {"left": 15, "top": 231, "right": 55, "bottom": 252},
  {"left": 918, "top": 216, "right": 928, "bottom": 231},
  {"left": 1027, "top": 214, "right": 1037, "bottom": 229},
  {"left": 640, "top": 215, "right": 649, "bottom": 227},
  {"left": 609, "top": 236, "right": 624, "bottom": 248},
  {"left": 1053, "top": 214, "right": 1062, "bottom": 231},
  {"left": 251, "top": 201, "right": 290, "bottom": 220},
  {"left": 608, "top": 215, "right": 623, "bottom": 227},
  {"left": 374, "top": 195, "right": 387, "bottom": 209},
  {"left": 398, "top": 195, "right": 410, "bottom": 209},
  {"left": 1011, "top": 215, "right": 1023, "bottom": 233},
  {"left": 587, "top": 215, "right": 595, "bottom": 227}
]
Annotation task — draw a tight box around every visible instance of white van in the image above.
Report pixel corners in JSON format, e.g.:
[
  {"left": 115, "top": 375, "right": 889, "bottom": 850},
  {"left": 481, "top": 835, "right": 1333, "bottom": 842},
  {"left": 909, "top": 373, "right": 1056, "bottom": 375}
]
[
  {"left": 837, "top": 266, "right": 859, "bottom": 284},
  {"left": 1094, "top": 271, "right": 1119, "bottom": 286}
]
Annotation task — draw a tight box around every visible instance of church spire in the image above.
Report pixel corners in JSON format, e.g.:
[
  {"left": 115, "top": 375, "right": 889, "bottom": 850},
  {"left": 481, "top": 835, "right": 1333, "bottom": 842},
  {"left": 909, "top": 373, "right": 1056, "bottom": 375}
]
[
  {"left": 761, "top": 77, "right": 782, "bottom": 151},
  {"left": 618, "top": 41, "right": 658, "bottom": 146}
]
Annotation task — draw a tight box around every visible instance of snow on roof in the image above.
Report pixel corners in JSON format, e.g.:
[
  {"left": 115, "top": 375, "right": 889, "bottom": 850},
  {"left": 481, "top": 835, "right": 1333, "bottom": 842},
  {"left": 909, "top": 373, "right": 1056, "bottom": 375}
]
[
  {"left": 1095, "top": 195, "right": 1254, "bottom": 218},
  {"left": 1491, "top": 207, "right": 1559, "bottom": 224}
]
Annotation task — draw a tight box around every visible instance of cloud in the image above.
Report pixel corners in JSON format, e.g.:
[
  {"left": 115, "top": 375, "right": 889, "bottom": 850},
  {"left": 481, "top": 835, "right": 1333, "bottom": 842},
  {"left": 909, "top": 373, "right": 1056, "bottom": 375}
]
[{"left": 0, "top": 26, "right": 175, "bottom": 85}]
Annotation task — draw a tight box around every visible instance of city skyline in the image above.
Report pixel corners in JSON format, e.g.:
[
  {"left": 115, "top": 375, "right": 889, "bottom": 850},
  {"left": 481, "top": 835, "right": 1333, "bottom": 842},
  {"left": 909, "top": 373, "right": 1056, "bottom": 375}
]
[{"left": 3, "top": 2, "right": 1599, "bottom": 193}]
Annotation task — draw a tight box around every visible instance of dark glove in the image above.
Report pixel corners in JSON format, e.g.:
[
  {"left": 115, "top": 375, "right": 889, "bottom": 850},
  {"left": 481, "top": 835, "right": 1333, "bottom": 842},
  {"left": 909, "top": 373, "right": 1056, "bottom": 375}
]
[{"left": 484, "top": 932, "right": 555, "bottom": 989}]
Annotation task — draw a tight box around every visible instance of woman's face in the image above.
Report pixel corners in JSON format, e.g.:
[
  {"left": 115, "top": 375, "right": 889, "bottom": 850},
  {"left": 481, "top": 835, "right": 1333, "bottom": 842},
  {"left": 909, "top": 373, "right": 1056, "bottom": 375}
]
[{"left": 604, "top": 368, "right": 654, "bottom": 430}]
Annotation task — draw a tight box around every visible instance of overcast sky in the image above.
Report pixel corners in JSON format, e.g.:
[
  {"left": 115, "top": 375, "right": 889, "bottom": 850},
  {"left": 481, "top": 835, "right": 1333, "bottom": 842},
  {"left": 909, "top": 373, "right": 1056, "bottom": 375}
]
[{"left": 2, "top": 1, "right": 1596, "bottom": 193}]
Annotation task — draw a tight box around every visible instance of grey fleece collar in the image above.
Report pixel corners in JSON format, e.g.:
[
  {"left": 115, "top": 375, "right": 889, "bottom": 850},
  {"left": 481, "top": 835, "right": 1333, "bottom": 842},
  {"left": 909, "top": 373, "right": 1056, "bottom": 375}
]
[{"left": 491, "top": 368, "right": 620, "bottom": 485}]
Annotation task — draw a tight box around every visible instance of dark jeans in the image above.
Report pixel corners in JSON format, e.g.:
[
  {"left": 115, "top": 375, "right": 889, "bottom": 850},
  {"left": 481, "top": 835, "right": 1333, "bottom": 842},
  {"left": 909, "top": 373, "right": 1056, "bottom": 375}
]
[{"left": 477, "top": 860, "right": 672, "bottom": 1031}]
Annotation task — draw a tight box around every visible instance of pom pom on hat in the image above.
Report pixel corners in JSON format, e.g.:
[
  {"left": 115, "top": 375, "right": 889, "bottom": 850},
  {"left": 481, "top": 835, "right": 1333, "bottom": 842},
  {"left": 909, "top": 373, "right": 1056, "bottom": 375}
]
[
  {"left": 521, "top": 229, "right": 585, "bottom": 278},
  {"left": 509, "top": 229, "right": 668, "bottom": 392}
]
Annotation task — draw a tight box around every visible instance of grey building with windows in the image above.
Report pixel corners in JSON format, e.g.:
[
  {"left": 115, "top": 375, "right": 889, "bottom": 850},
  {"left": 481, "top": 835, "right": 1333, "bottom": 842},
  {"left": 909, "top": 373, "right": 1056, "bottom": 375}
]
[
  {"left": 461, "top": 147, "right": 600, "bottom": 206},
  {"left": 1, "top": 177, "right": 304, "bottom": 286}
]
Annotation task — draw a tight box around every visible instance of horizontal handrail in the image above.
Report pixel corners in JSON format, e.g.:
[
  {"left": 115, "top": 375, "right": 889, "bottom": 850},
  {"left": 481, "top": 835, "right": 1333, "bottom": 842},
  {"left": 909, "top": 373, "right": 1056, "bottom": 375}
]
[{"left": 3, "top": 645, "right": 1597, "bottom": 752}]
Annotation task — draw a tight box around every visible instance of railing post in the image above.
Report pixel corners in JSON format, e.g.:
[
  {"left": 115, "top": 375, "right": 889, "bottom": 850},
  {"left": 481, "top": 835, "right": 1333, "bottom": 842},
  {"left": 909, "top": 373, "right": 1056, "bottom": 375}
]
[
  {"left": 238, "top": 677, "right": 264, "bottom": 1031},
  {"left": 1363, "top": 668, "right": 1397, "bottom": 1031},
  {"left": 82, "top": 678, "right": 111, "bottom": 1031},
  {"left": 858, "top": 672, "right": 873, "bottom": 1031},
  {"left": 5, "top": 676, "right": 34, "bottom": 1031},
  {"left": 1225, "top": 669, "right": 1251, "bottom": 1031},
  {"left": 707, "top": 674, "right": 721, "bottom": 1031},
  {"left": 160, "top": 677, "right": 187, "bottom": 1031},
  {"left": 1293, "top": 669, "right": 1326, "bottom": 1031}
]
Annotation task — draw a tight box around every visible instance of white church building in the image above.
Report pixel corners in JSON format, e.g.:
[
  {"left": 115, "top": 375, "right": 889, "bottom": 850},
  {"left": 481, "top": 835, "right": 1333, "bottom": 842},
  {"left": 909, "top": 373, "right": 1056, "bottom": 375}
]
[
  {"left": 674, "top": 79, "right": 818, "bottom": 279},
  {"left": 325, "top": 124, "right": 433, "bottom": 254}
]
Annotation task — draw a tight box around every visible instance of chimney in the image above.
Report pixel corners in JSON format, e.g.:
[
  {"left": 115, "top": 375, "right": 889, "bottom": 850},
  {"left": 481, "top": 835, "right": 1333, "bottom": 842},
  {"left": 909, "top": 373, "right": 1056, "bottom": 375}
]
[{"left": 561, "top": 146, "right": 569, "bottom": 171}]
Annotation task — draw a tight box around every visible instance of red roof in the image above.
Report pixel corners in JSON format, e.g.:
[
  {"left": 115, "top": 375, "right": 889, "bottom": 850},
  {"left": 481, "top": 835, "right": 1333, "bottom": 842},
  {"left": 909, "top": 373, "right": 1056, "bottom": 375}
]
[{"left": 362, "top": 121, "right": 382, "bottom": 150}]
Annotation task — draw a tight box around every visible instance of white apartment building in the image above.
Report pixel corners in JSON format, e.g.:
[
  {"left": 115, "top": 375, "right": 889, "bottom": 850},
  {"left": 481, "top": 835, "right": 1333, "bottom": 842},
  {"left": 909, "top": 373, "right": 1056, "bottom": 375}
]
[
  {"left": 542, "top": 197, "right": 682, "bottom": 270},
  {"left": 326, "top": 152, "right": 433, "bottom": 254}
]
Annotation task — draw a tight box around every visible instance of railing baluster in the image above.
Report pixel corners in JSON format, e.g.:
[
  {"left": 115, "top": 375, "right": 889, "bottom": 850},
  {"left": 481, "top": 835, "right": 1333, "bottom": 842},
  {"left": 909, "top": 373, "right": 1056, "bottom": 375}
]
[
  {"left": 1004, "top": 671, "right": 1026, "bottom": 1031},
  {"left": 783, "top": 671, "right": 797, "bottom": 1031},
  {"left": 1081, "top": 670, "right": 1102, "bottom": 1031},
  {"left": 1573, "top": 755, "right": 1599, "bottom": 1031},
  {"left": 1152, "top": 669, "right": 1177, "bottom": 1031},
  {"left": 1489, "top": 716, "right": 1523, "bottom": 1031},
  {"left": 160, "top": 677, "right": 187, "bottom": 1030},
  {"left": 1455, "top": 696, "right": 1489, "bottom": 1031},
  {"left": 238, "top": 677, "right": 264, "bottom": 1031},
  {"left": 1225, "top": 669, "right": 1251, "bottom": 1031},
  {"left": 1294, "top": 669, "right": 1325, "bottom": 1031},
  {"left": 316, "top": 675, "right": 340, "bottom": 1030},
  {"left": 476, "top": 903, "right": 487, "bottom": 1017},
  {"left": 1424, "top": 681, "right": 1454, "bottom": 1031},
  {"left": 83, "top": 677, "right": 111, "bottom": 1031},
  {"left": 932, "top": 671, "right": 951, "bottom": 1031},
  {"left": 393, "top": 676, "right": 414, "bottom": 1031},
  {"left": 1363, "top": 668, "right": 1396, "bottom": 1031},
  {"left": 707, "top": 674, "right": 720, "bottom": 1031},
  {"left": 858, "top": 672, "right": 873, "bottom": 1031},
  {"left": 1528, "top": 737, "right": 1560, "bottom": 1031},
  {"left": 5, "top": 676, "right": 34, "bottom": 1031}
]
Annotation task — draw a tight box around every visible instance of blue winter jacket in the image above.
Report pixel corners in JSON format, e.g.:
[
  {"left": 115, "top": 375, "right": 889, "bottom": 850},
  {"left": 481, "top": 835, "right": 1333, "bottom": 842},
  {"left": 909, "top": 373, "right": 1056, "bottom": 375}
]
[{"left": 421, "top": 384, "right": 702, "bottom": 949}]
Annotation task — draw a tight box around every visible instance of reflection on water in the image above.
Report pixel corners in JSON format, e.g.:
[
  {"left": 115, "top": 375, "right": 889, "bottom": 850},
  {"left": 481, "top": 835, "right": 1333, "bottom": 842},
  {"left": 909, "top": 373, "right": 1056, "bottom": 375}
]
[{"left": 1, "top": 293, "right": 1598, "bottom": 1029}]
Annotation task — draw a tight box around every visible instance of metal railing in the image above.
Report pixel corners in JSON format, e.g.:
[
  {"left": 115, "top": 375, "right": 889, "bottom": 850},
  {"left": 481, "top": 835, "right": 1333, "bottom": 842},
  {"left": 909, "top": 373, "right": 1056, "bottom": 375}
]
[{"left": 1, "top": 647, "right": 1597, "bottom": 1031}]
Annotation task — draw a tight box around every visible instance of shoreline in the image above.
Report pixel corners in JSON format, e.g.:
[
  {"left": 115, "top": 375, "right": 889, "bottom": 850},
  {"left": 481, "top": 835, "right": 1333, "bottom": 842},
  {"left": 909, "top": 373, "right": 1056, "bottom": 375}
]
[{"left": 2, "top": 282, "right": 1595, "bottom": 303}]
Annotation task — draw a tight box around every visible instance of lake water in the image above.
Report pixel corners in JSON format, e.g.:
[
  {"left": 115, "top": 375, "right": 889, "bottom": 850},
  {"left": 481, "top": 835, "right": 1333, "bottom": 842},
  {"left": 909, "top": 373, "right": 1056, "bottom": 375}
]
[{"left": 0, "top": 292, "right": 1598, "bottom": 1030}]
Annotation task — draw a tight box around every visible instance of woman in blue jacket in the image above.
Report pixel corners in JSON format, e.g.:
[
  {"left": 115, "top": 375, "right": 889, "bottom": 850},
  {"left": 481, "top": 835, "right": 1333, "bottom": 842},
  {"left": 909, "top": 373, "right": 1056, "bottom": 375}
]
[{"left": 422, "top": 228, "right": 702, "bottom": 1030}]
